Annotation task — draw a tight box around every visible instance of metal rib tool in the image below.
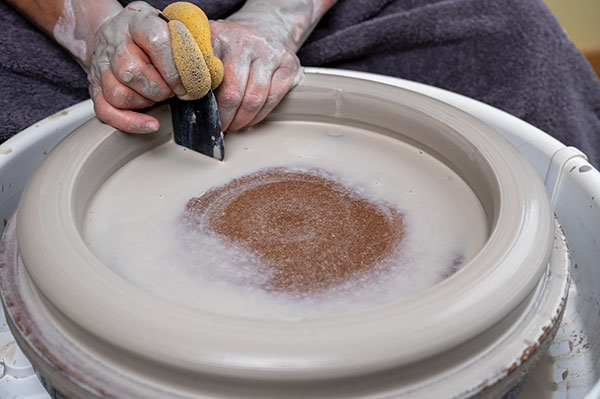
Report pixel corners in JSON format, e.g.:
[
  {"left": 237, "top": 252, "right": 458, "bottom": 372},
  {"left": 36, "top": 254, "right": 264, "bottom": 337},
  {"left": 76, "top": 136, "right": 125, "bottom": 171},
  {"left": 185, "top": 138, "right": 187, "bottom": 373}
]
[{"left": 170, "top": 91, "right": 224, "bottom": 161}]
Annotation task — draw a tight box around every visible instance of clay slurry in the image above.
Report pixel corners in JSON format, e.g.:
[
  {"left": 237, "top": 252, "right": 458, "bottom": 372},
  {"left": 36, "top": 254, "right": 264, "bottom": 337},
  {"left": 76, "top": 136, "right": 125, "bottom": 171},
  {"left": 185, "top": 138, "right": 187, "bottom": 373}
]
[{"left": 184, "top": 168, "right": 405, "bottom": 293}]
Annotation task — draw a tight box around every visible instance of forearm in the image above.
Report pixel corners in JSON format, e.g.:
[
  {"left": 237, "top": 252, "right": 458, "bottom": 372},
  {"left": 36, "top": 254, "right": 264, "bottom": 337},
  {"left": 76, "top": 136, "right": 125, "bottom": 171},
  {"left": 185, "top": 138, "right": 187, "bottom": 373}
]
[
  {"left": 227, "top": 0, "right": 337, "bottom": 51},
  {"left": 6, "top": 0, "right": 122, "bottom": 68},
  {"left": 6, "top": 0, "right": 63, "bottom": 37}
]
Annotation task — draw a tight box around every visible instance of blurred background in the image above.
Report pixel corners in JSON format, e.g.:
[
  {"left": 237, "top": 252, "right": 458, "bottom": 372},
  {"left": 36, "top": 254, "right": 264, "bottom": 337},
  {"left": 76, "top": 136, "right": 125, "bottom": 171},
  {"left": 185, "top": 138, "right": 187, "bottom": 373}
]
[{"left": 544, "top": 0, "right": 600, "bottom": 77}]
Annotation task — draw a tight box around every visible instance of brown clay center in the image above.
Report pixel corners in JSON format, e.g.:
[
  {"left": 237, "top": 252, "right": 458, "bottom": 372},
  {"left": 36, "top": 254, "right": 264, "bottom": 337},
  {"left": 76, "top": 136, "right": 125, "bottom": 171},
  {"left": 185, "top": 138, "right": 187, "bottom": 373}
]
[{"left": 184, "top": 168, "right": 404, "bottom": 293}]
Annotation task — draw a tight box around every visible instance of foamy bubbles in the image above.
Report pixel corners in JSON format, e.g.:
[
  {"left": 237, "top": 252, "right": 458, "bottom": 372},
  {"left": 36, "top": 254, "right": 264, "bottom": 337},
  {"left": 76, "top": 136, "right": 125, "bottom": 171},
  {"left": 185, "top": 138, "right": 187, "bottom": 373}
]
[
  {"left": 183, "top": 167, "right": 406, "bottom": 294},
  {"left": 83, "top": 121, "right": 488, "bottom": 319}
]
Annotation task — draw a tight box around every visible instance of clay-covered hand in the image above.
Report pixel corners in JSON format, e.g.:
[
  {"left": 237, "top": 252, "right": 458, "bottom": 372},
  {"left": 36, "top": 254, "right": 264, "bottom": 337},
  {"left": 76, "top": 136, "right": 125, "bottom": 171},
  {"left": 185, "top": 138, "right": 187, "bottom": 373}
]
[
  {"left": 210, "top": 20, "right": 300, "bottom": 131},
  {"left": 211, "top": 0, "right": 336, "bottom": 131},
  {"left": 84, "top": 1, "right": 186, "bottom": 133}
]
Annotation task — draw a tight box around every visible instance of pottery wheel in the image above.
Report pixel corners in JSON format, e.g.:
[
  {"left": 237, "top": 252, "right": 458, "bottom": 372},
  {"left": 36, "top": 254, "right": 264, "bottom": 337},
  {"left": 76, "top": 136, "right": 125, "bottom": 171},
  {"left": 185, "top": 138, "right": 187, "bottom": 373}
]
[
  {"left": 184, "top": 168, "right": 405, "bottom": 293},
  {"left": 0, "top": 71, "right": 566, "bottom": 399}
]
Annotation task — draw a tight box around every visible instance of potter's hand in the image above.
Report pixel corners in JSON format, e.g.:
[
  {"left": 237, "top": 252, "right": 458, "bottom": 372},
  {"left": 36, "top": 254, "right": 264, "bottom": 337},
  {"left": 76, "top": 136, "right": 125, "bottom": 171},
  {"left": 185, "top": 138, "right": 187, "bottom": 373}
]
[
  {"left": 212, "top": 0, "right": 337, "bottom": 131},
  {"left": 6, "top": 0, "right": 181, "bottom": 133},
  {"left": 8, "top": 0, "right": 336, "bottom": 133},
  {"left": 210, "top": 21, "right": 300, "bottom": 131},
  {"left": 85, "top": 2, "right": 185, "bottom": 133}
]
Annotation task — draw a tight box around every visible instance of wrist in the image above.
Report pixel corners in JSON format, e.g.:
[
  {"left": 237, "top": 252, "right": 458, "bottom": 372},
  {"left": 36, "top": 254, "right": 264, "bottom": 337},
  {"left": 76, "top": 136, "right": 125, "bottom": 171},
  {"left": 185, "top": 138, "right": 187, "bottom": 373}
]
[
  {"left": 226, "top": 0, "right": 318, "bottom": 51},
  {"left": 57, "top": 0, "right": 122, "bottom": 70}
]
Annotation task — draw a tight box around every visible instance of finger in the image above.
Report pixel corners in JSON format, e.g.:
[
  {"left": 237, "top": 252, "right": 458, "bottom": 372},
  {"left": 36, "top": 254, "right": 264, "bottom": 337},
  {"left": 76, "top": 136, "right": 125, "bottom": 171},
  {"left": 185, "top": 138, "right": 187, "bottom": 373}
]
[
  {"left": 93, "top": 86, "right": 159, "bottom": 134},
  {"left": 215, "top": 53, "right": 252, "bottom": 131},
  {"left": 128, "top": 10, "right": 186, "bottom": 96},
  {"left": 101, "top": 69, "right": 156, "bottom": 110},
  {"left": 110, "top": 43, "right": 174, "bottom": 102},
  {"left": 227, "top": 59, "right": 272, "bottom": 131},
  {"left": 248, "top": 67, "right": 297, "bottom": 126}
]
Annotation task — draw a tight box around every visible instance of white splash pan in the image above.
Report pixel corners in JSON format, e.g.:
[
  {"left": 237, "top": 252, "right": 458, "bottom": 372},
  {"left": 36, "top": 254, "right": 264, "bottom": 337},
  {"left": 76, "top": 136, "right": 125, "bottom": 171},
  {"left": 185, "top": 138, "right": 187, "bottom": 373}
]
[{"left": 0, "top": 70, "right": 573, "bottom": 398}]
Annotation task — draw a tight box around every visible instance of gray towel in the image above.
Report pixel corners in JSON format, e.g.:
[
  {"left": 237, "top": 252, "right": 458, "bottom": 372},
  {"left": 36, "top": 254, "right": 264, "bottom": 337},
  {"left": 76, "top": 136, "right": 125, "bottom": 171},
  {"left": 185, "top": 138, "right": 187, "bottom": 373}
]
[{"left": 1, "top": 0, "right": 599, "bottom": 166}]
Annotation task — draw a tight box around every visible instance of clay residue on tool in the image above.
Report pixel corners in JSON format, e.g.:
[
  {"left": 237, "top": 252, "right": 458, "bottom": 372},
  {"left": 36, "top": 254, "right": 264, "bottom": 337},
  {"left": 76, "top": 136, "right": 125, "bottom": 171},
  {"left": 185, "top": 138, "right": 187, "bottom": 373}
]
[{"left": 184, "top": 167, "right": 405, "bottom": 293}]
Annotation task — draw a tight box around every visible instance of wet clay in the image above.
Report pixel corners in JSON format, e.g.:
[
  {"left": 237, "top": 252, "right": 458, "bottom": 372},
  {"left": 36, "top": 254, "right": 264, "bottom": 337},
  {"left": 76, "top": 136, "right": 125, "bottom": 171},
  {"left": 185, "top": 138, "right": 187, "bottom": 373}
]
[{"left": 184, "top": 168, "right": 405, "bottom": 293}]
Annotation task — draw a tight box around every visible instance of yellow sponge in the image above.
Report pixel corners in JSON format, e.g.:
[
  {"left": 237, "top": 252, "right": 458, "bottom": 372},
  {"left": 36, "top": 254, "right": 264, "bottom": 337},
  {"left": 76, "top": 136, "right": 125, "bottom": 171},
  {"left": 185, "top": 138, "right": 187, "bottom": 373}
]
[
  {"left": 163, "top": 2, "right": 224, "bottom": 99},
  {"left": 167, "top": 20, "right": 211, "bottom": 100}
]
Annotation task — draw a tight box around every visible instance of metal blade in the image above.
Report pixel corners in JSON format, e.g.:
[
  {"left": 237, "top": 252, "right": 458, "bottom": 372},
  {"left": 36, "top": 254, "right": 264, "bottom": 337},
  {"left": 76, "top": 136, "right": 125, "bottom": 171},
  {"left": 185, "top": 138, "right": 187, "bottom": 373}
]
[{"left": 170, "top": 90, "right": 224, "bottom": 161}]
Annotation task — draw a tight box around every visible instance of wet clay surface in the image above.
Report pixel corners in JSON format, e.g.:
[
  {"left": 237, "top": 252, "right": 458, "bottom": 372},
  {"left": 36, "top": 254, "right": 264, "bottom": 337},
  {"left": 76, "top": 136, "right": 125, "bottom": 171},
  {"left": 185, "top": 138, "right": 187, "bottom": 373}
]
[{"left": 184, "top": 168, "right": 405, "bottom": 293}]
